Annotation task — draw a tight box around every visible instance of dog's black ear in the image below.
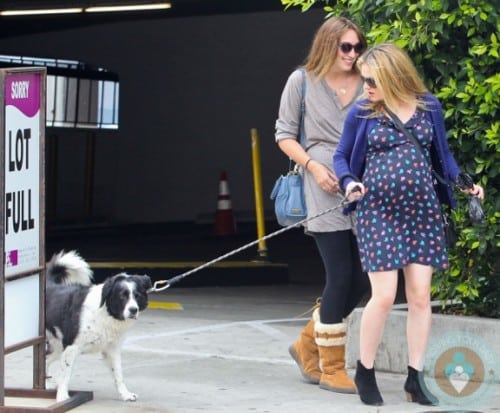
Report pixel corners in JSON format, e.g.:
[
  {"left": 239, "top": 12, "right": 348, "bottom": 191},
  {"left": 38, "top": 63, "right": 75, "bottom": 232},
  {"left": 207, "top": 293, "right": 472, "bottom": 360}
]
[
  {"left": 100, "top": 274, "right": 126, "bottom": 307},
  {"left": 100, "top": 276, "right": 114, "bottom": 307}
]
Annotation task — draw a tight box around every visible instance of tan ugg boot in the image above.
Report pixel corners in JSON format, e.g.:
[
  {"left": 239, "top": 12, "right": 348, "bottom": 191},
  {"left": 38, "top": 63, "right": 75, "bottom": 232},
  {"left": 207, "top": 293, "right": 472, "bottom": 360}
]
[
  {"left": 314, "top": 319, "right": 357, "bottom": 394},
  {"left": 288, "top": 308, "right": 321, "bottom": 384}
]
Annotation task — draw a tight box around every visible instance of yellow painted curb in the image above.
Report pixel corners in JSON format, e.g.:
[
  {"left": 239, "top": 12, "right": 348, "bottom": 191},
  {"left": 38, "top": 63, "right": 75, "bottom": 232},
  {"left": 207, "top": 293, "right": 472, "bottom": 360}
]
[
  {"left": 148, "top": 301, "right": 183, "bottom": 310},
  {"left": 88, "top": 261, "right": 287, "bottom": 269}
]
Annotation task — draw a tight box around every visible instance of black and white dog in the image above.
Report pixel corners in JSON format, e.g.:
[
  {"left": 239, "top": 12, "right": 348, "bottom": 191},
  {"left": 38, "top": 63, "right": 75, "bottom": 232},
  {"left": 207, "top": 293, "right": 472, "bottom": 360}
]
[{"left": 45, "top": 250, "right": 152, "bottom": 402}]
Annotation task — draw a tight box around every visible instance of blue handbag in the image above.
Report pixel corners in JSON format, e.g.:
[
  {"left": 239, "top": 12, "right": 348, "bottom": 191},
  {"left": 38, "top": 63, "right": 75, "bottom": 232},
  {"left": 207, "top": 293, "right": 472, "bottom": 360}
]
[
  {"left": 271, "top": 69, "right": 307, "bottom": 227},
  {"left": 270, "top": 164, "right": 307, "bottom": 227}
]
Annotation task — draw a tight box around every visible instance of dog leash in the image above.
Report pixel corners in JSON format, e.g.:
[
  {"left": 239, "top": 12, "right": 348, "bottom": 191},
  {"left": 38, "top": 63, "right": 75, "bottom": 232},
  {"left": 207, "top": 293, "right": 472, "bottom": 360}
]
[{"left": 148, "top": 188, "right": 361, "bottom": 293}]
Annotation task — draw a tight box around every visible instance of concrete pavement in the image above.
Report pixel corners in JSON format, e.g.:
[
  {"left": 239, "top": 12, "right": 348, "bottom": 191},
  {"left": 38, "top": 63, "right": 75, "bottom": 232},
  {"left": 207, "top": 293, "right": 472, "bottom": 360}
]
[{"left": 4, "top": 285, "right": 499, "bottom": 412}]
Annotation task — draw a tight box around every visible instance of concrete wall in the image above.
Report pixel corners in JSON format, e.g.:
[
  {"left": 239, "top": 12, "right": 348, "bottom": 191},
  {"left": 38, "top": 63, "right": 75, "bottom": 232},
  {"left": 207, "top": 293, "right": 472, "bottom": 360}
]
[
  {"left": 347, "top": 308, "right": 500, "bottom": 384},
  {"left": 0, "top": 9, "right": 326, "bottom": 226}
]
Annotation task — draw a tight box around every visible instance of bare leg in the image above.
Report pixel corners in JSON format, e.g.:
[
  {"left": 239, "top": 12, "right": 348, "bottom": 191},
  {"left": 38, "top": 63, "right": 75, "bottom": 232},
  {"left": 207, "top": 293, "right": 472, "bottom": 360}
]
[
  {"left": 403, "top": 263, "right": 433, "bottom": 369},
  {"left": 359, "top": 270, "right": 398, "bottom": 368}
]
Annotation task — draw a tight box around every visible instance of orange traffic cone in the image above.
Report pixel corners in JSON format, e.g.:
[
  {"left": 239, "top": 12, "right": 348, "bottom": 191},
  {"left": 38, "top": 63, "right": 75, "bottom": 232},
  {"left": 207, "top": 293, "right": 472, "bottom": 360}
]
[{"left": 214, "top": 171, "right": 237, "bottom": 236}]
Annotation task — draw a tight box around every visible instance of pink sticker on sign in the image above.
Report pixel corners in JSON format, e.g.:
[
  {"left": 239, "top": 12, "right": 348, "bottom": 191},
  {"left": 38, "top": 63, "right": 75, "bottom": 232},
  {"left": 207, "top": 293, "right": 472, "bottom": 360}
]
[
  {"left": 5, "top": 73, "right": 41, "bottom": 118},
  {"left": 5, "top": 250, "right": 18, "bottom": 267}
]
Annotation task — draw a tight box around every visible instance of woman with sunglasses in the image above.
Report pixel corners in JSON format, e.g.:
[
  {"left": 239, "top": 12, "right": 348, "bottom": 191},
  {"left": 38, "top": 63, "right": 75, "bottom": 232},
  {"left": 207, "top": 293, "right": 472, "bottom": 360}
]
[
  {"left": 275, "top": 17, "right": 370, "bottom": 394},
  {"left": 333, "top": 43, "right": 485, "bottom": 406}
]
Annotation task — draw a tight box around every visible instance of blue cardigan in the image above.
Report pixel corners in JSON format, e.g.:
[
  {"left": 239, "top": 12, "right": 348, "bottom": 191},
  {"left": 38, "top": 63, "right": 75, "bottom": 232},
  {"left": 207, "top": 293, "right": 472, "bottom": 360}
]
[{"left": 333, "top": 94, "right": 461, "bottom": 212}]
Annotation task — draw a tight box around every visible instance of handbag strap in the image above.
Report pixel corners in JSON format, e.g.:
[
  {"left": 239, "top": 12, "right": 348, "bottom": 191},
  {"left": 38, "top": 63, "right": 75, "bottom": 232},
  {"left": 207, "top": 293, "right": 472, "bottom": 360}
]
[
  {"left": 288, "top": 68, "right": 307, "bottom": 172},
  {"left": 384, "top": 107, "right": 486, "bottom": 223},
  {"left": 298, "top": 68, "right": 306, "bottom": 147},
  {"left": 384, "top": 106, "right": 449, "bottom": 187}
]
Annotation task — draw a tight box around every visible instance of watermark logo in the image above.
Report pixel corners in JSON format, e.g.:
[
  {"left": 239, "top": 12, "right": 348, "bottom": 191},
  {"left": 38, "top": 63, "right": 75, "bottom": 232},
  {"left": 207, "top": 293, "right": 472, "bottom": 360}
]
[{"left": 423, "top": 331, "right": 499, "bottom": 408}]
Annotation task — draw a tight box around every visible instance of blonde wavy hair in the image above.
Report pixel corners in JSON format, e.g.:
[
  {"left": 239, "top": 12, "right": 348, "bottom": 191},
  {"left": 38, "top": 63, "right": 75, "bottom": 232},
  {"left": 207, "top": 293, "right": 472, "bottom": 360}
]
[
  {"left": 356, "top": 43, "right": 429, "bottom": 115},
  {"left": 304, "top": 16, "right": 366, "bottom": 79}
]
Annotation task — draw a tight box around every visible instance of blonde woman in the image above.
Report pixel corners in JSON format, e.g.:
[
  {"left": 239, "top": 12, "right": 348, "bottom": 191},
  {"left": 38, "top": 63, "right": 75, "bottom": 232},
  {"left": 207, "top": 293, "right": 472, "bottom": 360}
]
[
  {"left": 275, "top": 17, "right": 370, "bottom": 394},
  {"left": 334, "top": 43, "right": 484, "bottom": 406}
]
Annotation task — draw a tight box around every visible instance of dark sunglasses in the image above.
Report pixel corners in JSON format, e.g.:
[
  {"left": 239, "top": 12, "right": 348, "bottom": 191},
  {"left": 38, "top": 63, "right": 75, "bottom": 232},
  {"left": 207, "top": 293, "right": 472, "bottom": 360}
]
[
  {"left": 361, "top": 76, "right": 377, "bottom": 88},
  {"left": 339, "top": 42, "right": 365, "bottom": 54}
]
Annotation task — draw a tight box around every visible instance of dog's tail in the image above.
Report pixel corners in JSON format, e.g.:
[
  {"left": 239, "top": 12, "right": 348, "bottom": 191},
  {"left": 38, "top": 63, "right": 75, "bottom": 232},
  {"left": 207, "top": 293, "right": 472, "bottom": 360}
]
[{"left": 46, "top": 250, "right": 93, "bottom": 286}]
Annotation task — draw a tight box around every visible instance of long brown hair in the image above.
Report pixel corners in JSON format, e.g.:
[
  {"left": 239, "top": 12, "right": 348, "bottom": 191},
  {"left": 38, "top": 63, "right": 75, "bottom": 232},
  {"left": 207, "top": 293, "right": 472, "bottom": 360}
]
[{"left": 304, "top": 17, "right": 366, "bottom": 79}]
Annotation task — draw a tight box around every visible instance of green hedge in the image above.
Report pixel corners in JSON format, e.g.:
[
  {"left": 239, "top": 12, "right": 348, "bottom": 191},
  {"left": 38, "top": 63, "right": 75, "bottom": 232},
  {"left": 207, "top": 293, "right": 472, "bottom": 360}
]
[{"left": 282, "top": 0, "right": 500, "bottom": 317}]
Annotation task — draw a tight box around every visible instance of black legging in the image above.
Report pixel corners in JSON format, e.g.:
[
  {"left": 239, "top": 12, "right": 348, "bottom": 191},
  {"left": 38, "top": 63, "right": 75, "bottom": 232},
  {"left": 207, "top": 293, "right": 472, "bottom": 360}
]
[{"left": 312, "top": 230, "right": 370, "bottom": 324}]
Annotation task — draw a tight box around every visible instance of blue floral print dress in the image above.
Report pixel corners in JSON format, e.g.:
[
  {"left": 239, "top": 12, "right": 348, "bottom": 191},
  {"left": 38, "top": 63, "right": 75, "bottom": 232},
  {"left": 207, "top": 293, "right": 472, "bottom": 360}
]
[{"left": 356, "top": 110, "right": 448, "bottom": 273}]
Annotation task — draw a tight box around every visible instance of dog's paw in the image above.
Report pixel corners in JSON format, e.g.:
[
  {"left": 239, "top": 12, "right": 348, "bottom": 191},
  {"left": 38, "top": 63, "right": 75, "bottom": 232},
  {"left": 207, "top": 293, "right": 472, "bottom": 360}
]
[
  {"left": 120, "top": 391, "right": 137, "bottom": 402},
  {"left": 56, "top": 390, "right": 70, "bottom": 402}
]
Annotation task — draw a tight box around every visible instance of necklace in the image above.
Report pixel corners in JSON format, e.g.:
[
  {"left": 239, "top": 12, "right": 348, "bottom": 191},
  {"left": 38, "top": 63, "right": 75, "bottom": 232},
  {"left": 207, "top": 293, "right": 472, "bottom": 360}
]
[{"left": 326, "top": 73, "right": 350, "bottom": 96}]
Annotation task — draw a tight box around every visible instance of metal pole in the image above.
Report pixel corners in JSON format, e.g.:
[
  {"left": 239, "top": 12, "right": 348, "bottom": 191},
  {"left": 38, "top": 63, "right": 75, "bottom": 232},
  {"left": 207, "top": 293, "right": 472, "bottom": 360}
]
[
  {"left": 250, "top": 128, "right": 268, "bottom": 261},
  {"left": 34, "top": 68, "right": 47, "bottom": 390}
]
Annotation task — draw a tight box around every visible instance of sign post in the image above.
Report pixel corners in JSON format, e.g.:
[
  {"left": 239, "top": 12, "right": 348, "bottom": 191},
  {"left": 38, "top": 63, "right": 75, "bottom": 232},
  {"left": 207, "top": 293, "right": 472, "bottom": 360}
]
[{"left": 0, "top": 67, "right": 92, "bottom": 412}]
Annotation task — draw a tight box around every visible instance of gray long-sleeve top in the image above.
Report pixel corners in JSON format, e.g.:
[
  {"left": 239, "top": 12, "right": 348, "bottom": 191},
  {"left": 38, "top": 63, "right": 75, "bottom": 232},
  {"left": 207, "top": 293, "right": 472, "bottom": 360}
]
[{"left": 275, "top": 68, "right": 363, "bottom": 232}]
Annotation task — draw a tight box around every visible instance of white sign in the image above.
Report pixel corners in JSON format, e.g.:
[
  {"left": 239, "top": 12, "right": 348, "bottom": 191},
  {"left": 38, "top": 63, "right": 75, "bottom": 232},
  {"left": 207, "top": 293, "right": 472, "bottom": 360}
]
[
  {"left": 2, "top": 70, "right": 44, "bottom": 347},
  {"left": 4, "top": 72, "right": 41, "bottom": 277},
  {"left": 5, "top": 274, "right": 40, "bottom": 347}
]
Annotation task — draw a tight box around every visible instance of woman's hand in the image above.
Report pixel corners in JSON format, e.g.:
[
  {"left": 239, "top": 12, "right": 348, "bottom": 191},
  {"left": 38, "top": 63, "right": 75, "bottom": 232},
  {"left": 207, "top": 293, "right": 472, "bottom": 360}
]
[
  {"left": 307, "top": 160, "right": 339, "bottom": 194},
  {"left": 464, "top": 184, "right": 485, "bottom": 201},
  {"left": 345, "top": 181, "right": 366, "bottom": 201},
  {"left": 455, "top": 173, "right": 485, "bottom": 201}
]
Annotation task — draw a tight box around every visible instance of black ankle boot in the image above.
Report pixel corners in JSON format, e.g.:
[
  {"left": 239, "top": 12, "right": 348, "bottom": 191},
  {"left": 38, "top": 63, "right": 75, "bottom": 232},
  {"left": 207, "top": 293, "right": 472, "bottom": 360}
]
[
  {"left": 404, "top": 365, "right": 438, "bottom": 405},
  {"left": 354, "top": 360, "right": 384, "bottom": 406}
]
